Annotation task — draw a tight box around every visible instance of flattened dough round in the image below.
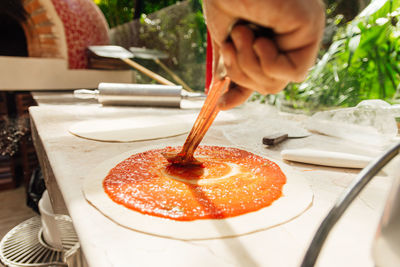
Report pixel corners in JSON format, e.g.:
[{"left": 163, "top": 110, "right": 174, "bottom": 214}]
[
  {"left": 83, "top": 145, "right": 313, "bottom": 240},
  {"left": 69, "top": 113, "right": 238, "bottom": 142},
  {"left": 69, "top": 116, "right": 192, "bottom": 142}
]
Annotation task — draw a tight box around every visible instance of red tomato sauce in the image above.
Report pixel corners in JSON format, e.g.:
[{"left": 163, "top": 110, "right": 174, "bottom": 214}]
[{"left": 103, "top": 146, "right": 286, "bottom": 221}]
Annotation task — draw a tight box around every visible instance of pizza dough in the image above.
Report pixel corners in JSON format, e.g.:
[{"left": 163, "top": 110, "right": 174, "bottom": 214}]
[
  {"left": 83, "top": 145, "right": 313, "bottom": 240},
  {"left": 69, "top": 115, "right": 193, "bottom": 142},
  {"left": 69, "top": 113, "right": 238, "bottom": 142}
]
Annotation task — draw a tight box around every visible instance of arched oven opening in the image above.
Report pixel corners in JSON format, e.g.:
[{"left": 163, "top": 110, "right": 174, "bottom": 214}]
[
  {"left": 0, "top": 15, "right": 28, "bottom": 57},
  {"left": 0, "top": 0, "right": 28, "bottom": 57},
  {"left": 0, "top": 0, "right": 36, "bottom": 190}
]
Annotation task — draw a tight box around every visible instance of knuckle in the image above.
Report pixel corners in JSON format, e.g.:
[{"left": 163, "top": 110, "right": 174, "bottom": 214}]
[
  {"left": 267, "top": 86, "right": 284, "bottom": 95},
  {"left": 260, "top": 61, "right": 273, "bottom": 76},
  {"left": 299, "top": 14, "right": 313, "bottom": 26},
  {"left": 269, "top": 80, "right": 289, "bottom": 94},
  {"left": 229, "top": 73, "right": 249, "bottom": 87},
  {"left": 291, "top": 69, "right": 308, "bottom": 83},
  {"left": 256, "top": 84, "right": 277, "bottom": 95}
]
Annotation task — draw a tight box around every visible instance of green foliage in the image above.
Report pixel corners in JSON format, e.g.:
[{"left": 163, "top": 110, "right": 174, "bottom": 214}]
[
  {"left": 141, "top": 1, "right": 184, "bottom": 15},
  {"left": 134, "top": 0, "right": 207, "bottom": 91},
  {"left": 95, "top": 0, "right": 134, "bottom": 28},
  {"left": 96, "top": 0, "right": 206, "bottom": 91},
  {"left": 95, "top": 0, "right": 182, "bottom": 28},
  {"left": 282, "top": 0, "right": 400, "bottom": 112}
]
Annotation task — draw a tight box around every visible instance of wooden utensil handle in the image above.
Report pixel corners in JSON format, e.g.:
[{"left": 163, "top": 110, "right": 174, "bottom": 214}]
[
  {"left": 154, "top": 58, "right": 194, "bottom": 92},
  {"left": 262, "top": 133, "right": 289, "bottom": 146},
  {"left": 121, "top": 58, "right": 175, "bottom": 86}
]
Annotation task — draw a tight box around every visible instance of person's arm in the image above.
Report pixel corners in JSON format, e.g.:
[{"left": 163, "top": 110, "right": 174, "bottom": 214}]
[{"left": 203, "top": 0, "right": 325, "bottom": 110}]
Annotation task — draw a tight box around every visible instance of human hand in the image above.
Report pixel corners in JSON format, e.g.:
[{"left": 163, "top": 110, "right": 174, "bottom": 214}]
[{"left": 203, "top": 0, "right": 325, "bottom": 110}]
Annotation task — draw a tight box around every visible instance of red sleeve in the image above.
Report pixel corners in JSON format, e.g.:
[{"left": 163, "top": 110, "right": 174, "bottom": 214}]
[{"left": 205, "top": 29, "right": 213, "bottom": 94}]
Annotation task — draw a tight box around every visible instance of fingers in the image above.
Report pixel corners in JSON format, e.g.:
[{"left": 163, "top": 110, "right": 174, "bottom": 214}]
[
  {"left": 253, "top": 37, "right": 319, "bottom": 83},
  {"left": 220, "top": 41, "right": 258, "bottom": 90},
  {"left": 220, "top": 26, "right": 290, "bottom": 95},
  {"left": 218, "top": 85, "right": 253, "bottom": 110},
  {"left": 230, "top": 26, "right": 268, "bottom": 86},
  {"left": 203, "top": 0, "right": 326, "bottom": 110},
  {"left": 214, "top": 0, "right": 325, "bottom": 39}
]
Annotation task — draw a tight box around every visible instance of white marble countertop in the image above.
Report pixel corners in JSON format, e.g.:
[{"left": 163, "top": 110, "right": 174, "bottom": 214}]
[{"left": 29, "top": 93, "right": 395, "bottom": 267}]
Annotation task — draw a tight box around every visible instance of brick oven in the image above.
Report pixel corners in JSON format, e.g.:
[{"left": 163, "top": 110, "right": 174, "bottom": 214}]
[
  {"left": 0, "top": 0, "right": 132, "bottom": 190},
  {"left": 0, "top": 0, "right": 132, "bottom": 90},
  {"left": 2, "top": 0, "right": 110, "bottom": 68}
]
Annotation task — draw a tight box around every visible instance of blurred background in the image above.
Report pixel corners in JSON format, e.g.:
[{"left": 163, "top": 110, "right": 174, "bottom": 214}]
[{"left": 95, "top": 0, "right": 400, "bottom": 113}]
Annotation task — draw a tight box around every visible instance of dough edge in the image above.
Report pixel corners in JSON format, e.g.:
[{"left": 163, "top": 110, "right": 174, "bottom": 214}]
[
  {"left": 69, "top": 116, "right": 192, "bottom": 142},
  {"left": 83, "top": 144, "right": 313, "bottom": 240}
]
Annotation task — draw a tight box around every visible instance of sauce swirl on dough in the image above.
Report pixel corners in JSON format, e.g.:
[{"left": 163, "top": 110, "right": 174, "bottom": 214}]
[{"left": 103, "top": 146, "right": 286, "bottom": 221}]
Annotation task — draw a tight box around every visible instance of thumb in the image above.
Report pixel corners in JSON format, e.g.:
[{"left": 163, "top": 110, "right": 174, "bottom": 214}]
[{"left": 218, "top": 84, "right": 253, "bottom": 110}]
